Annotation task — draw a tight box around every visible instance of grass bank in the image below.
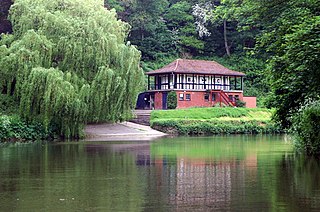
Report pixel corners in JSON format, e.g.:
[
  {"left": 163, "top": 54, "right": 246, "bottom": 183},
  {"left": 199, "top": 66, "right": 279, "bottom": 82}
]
[{"left": 150, "top": 107, "right": 283, "bottom": 135}]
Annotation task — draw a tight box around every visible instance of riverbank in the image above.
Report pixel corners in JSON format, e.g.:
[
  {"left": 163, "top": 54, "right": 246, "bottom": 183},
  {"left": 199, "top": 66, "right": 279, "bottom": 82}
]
[
  {"left": 84, "top": 121, "right": 167, "bottom": 141},
  {"left": 150, "top": 107, "right": 283, "bottom": 135},
  {"left": 0, "top": 113, "right": 166, "bottom": 142}
]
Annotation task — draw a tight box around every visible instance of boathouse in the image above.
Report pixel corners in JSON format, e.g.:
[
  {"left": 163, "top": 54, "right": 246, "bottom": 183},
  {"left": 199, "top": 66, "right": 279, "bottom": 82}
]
[{"left": 137, "top": 59, "right": 256, "bottom": 110}]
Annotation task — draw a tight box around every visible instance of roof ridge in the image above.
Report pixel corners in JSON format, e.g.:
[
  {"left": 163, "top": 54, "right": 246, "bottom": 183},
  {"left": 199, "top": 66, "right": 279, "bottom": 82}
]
[
  {"left": 146, "top": 59, "right": 245, "bottom": 76},
  {"left": 174, "top": 59, "right": 180, "bottom": 71}
]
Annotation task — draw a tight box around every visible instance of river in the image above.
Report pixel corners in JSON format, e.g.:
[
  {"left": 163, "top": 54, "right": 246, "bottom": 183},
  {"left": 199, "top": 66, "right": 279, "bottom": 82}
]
[{"left": 1, "top": 135, "right": 320, "bottom": 211}]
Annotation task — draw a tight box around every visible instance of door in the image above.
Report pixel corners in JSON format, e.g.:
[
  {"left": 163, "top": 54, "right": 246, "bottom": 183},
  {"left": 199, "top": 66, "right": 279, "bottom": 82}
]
[{"left": 162, "top": 92, "right": 168, "bottom": 110}]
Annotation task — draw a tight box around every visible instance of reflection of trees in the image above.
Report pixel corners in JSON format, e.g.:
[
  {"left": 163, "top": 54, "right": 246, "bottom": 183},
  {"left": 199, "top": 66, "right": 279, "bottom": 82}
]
[
  {"left": 273, "top": 154, "right": 320, "bottom": 211},
  {"left": 0, "top": 143, "right": 145, "bottom": 211}
]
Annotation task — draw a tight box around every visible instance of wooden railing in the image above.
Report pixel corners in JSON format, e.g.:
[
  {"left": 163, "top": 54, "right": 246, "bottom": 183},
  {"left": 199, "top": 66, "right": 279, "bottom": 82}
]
[{"left": 219, "top": 90, "right": 236, "bottom": 107}]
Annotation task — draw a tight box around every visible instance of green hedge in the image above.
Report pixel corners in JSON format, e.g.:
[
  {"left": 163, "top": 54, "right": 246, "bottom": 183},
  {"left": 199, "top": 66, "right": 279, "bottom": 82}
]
[
  {"left": 151, "top": 119, "right": 283, "bottom": 135},
  {"left": 0, "top": 115, "right": 52, "bottom": 142}
]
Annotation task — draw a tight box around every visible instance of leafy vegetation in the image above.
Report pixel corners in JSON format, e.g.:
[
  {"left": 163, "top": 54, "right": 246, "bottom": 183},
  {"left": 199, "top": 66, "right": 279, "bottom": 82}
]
[
  {"left": 167, "top": 91, "right": 177, "bottom": 109},
  {"left": 0, "top": 0, "right": 144, "bottom": 139},
  {"left": 243, "top": 0, "right": 320, "bottom": 128},
  {"left": 291, "top": 100, "right": 320, "bottom": 156},
  {"left": 0, "top": 115, "right": 51, "bottom": 141},
  {"left": 151, "top": 107, "right": 282, "bottom": 135}
]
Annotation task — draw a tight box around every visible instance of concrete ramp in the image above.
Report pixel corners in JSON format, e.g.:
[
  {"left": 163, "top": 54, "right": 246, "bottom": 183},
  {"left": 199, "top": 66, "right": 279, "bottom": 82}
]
[{"left": 84, "top": 121, "right": 166, "bottom": 141}]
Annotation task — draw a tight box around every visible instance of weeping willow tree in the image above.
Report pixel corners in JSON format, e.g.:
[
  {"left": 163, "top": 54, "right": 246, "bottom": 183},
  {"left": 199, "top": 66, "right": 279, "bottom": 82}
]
[{"left": 0, "top": 0, "right": 144, "bottom": 139}]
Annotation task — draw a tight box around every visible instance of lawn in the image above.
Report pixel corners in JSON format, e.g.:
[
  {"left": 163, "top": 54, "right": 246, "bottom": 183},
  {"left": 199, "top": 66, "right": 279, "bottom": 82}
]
[
  {"left": 150, "top": 107, "right": 281, "bottom": 135},
  {"left": 151, "top": 107, "right": 273, "bottom": 122}
]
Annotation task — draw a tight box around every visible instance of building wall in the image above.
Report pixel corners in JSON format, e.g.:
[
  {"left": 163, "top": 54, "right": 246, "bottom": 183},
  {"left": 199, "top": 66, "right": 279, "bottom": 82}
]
[
  {"left": 243, "top": 97, "right": 257, "bottom": 108},
  {"left": 175, "top": 90, "right": 244, "bottom": 109},
  {"left": 152, "top": 90, "right": 254, "bottom": 110}
]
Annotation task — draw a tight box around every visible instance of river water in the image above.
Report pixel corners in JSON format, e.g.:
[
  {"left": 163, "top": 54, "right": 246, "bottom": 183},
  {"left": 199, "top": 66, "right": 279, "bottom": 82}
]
[{"left": 1, "top": 135, "right": 320, "bottom": 211}]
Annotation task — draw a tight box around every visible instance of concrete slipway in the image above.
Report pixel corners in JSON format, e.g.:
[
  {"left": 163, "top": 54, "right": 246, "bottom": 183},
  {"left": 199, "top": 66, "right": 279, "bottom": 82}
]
[{"left": 84, "top": 122, "right": 167, "bottom": 141}]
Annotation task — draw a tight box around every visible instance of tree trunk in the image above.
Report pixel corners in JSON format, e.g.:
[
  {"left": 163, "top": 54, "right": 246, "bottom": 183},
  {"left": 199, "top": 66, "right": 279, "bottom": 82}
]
[
  {"left": 141, "top": 29, "right": 144, "bottom": 41},
  {"left": 223, "top": 19, "right": 231, "bottom": 57}
]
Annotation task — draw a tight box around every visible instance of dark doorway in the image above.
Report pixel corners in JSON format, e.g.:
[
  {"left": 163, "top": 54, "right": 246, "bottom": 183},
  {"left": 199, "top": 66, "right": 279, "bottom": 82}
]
[
  {"left": 162, "top": 92, "right": 168, "bottom": 110},
  {"left": 136, "top": 92, "right": 151, "bottom": 109}
]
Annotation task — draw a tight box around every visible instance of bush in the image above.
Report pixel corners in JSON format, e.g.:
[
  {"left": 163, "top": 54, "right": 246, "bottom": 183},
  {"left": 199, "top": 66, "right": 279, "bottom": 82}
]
[
  {"left": 236, "top": 99, "right": 246, "bottom": 107},
  {"left": 291, "top": 100, "right": 320, "bottom": 155},
  {"left": 167, "top": 91, "right": 177, "bottom": 109},
  {"left": 0, "top": 115, "right": 52, "bottom": 142}
]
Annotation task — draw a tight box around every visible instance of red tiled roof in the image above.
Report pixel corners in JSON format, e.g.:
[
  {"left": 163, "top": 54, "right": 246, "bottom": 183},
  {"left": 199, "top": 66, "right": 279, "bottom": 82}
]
[{"left": 146, "top": 59, "right": 245, "bottom": 76}]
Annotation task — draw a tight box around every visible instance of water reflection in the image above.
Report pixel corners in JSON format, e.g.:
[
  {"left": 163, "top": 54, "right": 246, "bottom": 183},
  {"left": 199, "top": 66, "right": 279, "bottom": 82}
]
[{"left": 0, "top": 136, "right": 320, "bottom": 211}]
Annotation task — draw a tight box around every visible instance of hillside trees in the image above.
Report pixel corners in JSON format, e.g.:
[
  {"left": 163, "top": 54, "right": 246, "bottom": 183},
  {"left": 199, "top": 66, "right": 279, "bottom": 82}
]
[
  {"left": 104, "top": 0, "right": 270, "bottom": 107},
  {"left": 0, "top": 0, "right": 144, "bottom": 139},
  {"left": 243, "top": 0, "right": 320, "bottom": 128}
]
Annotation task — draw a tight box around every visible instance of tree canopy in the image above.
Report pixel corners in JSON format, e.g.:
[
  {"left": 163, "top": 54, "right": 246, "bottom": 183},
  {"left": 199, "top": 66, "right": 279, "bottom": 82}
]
[
  {"left": 0, "top": 0, "right": 144, "bottom": 138},
  {"left": 243, "top": 0, "right": 320, "bottom": 127}
]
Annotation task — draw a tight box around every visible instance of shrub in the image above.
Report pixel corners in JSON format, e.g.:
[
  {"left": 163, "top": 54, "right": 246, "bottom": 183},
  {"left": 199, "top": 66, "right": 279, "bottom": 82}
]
[
  {"left": 291, "top": 100, "right": 320, "bottom": 155},
  {"left": 236, "top": 99, "right": 246, "bottom": 107},
  {"left": 0, "top": 115, "right": 52, "bottom": 142},
  {"left": 167, "top": 91, "right": 177, "bottom": 109}
]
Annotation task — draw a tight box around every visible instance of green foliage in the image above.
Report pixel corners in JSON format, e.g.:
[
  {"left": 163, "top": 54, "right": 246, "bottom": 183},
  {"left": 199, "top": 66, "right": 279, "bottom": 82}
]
[
  {"left": 291, "top": 100, "right": 320, "bottom": 156},
  {"left": 0, "top": 0, "right": 144, "bottom": 139},
  {"left": 164, "top": 1, "right": 204, "bottom": 55},
  {"left": 167, "top": 91, "right": 177, "bottom": 109},
  {"left": 243, "top": 0, "right": 320, "bottom": 127},
  {"left": 151, "top": 119, "right": 282, "bottom": 135},
  {"left": 0, "top": 115, "right": 51, "bottom": 141},
  {"left": 236, "top": 99, "right": 246, "bottom": 107},
  {"left": 0, "top": 94, "right": 18, "bottom": 114}
]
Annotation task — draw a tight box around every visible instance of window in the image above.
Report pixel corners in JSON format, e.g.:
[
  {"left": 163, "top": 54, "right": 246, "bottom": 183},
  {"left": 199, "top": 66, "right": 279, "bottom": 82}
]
[
  {"left": 186, "top": 93, "right": 191, "bottom": 101},
  {"left": 212, "top": 93, "right": 216, "bottom": 101},
  {"left": 179, "top": 93, "right": 184, "bottom": 101},
  {"left": 228, "top": 95, "right": 233, "bottom": 101},
  {"left": 204, "top": 93, "right": 209, "bottom": 101}
]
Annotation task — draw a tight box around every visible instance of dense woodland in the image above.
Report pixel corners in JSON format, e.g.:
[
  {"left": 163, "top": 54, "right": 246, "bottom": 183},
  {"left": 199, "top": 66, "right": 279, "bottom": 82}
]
[
  {"left": 0, "top": 0, "right": 320, "bottom": 152},
  {"left": 104, "top": 0, "right": 320, "bottom": 127}
]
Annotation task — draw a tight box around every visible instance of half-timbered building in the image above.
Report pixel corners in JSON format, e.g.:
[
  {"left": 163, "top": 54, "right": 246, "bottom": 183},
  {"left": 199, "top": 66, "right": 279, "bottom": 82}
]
[{"left": 136, "top": 59, "right": 256, "bottom": 109}]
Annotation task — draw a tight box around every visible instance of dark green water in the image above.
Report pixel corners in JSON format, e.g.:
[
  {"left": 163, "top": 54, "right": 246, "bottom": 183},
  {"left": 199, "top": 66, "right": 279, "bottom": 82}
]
[{"left": 1, "top": 135, "right": 320, "bottom": 211}]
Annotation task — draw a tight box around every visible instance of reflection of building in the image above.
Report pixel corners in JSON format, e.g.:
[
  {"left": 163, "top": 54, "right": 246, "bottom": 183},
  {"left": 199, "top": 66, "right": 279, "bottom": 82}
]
[
  {"left": 150, "top": 155, "right": 258, "bottom": 211},
  {"left": 173, "top": 159, "right": 232, "bottom": 209}
]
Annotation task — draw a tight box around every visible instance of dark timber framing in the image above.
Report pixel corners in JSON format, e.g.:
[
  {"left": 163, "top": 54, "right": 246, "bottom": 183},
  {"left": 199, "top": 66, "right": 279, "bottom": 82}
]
[{"left": 147, "top": 73, "right": 243, "bottom": 91}]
